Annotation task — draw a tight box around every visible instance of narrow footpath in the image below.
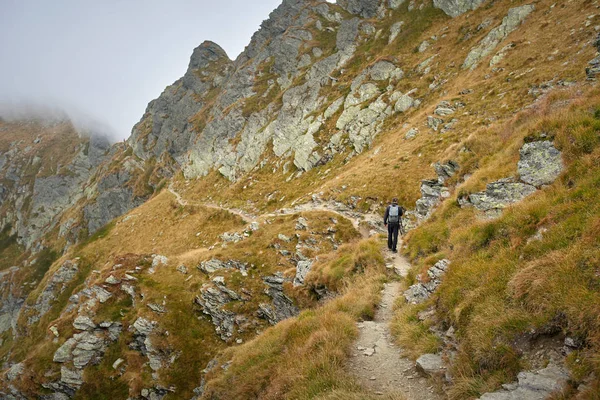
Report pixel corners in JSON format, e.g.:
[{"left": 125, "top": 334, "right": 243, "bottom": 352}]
[{"left": 347, "top": 250, "right": 445, "bottom": 400}]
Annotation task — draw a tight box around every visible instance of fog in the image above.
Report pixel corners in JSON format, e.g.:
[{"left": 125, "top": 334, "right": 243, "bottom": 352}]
[{"left": 0, "top": 0, "right": 283, "bottom": 142}]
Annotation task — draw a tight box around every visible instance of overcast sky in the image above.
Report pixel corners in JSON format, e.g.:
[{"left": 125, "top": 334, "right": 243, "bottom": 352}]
[{"left": 0, "top": 0, "right": 283, "bottom": 141}]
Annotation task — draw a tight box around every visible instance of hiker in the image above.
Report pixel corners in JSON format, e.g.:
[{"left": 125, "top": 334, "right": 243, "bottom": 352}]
[{"left": 384, "top": 198, "right": 404, "bottom": 253}]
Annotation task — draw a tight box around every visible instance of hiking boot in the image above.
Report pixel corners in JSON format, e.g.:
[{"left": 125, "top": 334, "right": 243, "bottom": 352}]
[{"left": 392, "top": 249, "right": 398, "bottom": 253}]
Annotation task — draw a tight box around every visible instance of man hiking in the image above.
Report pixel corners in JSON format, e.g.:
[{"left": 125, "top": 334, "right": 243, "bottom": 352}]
[{"left": 384, "top": 198, "right": 404, "bottom": 253}]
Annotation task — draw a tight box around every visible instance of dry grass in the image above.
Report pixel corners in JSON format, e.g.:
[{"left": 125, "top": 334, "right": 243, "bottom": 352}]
[
  {"left": 394, "top": 87, "right": 600, "bottom": 398},
  {"left": 201, "top": 271, "right": 388, "bottom": 400}
]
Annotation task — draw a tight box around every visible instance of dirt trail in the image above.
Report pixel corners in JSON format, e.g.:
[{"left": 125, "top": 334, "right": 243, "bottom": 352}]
[
  {"left": 168, "top": 186, "right": 382, "bottom": 239},
  {"left": 347, "top": 250, "right": 445, "bottom": 400}
]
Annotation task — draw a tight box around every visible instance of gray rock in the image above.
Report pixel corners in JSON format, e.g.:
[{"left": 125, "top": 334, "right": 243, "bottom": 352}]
[
  {"left": 258, "top": 274, "right": 299, "bottom": 324},
  {"left": 6, "top": 363, "right": 24, "bottom": 381},
  {"left": 28, "top": 259, "right": 79, "bottom": 325},
  {"left": 434, "top": 101, "right": 455, "bottom": 116},
  {"left": 466, "top": 178, "right": 537, "bottom": 215},
  {"left": 339, "top": 0, "right": 385, "bottom": 18},
  {"left": 405, "top": 128, "right": 419, "bottom": 140},
  {"left": 388, "top": 0, "right": 405, "bottom": 9},
  {"left": 389, "top": 21, "right": 404, "bottom": 43},
  {"left": 369, "top": 61, "right": 397, "bottom": 81},
  {"left": 105, "top": 275, "right": 120, "bottom": 285},
  {"left": 132, "top": 317, "right": 156, "bottom": 336},
  {"left": 427, "top": 116, "right": 444, "bottom": 131},
  {"left": 195, "top": 284, "right": 241, "bottom": 340},
  {"left": 199, "top": 259, "right": 248, "bottom": 275},
  {"left": 416, "top": 353, "right": 446, "bottom": 375},
  {"left": 404, "top": 259, "right": 450, "bottom": 304},
  {"left": 517, "top": 141, "right": 563, "bottom": 187},
  {"left": 148, "top": 303, "right": 167, "bottom": 314},
  {"left": 151, "top": 254, "right": 168, "bottom": 268},
  {"left": 418, "top": 40, "right": 430, "bottom": 53},
  {"left": 433, "top": 0, "right": 487, "bottom": 17},
  {"left": 394, "top": 95, "right": 414, "bottom": 113},
  {"left": 73, "top": 315, "right": 96, "bottom": 331},
  {"left": 60, "top": 366, "right": 83, "bottom": 388},
  {"left": 177, "top": 264, "right": 188, "bottom": 274},
  {"left": 294, "top": 260, "right": 314, "bottom": 287},
  {"left": 463, "top": 5, "right": 535, "bottom": 70},
  {"left": 478, "top": 364, "right": 569, "bottom": 400},
  {"left": 91, "top": 286, "right": 112, "bottom": 303},
  {"left": 295, "top": 217, "right": 309, "bottom": 230}
]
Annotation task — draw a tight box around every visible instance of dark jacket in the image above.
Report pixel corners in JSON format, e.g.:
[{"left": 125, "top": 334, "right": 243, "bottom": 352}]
[{"left": 384, "top": 204, "right": 404, "bottom": 225}]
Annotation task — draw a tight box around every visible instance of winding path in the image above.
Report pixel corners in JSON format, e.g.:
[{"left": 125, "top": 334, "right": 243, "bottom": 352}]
[{"left": 347, "top": 251, "right": 445, "bottom": 400}]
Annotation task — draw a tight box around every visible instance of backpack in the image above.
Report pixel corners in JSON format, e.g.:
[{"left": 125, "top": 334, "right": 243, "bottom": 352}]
[{"left": 389, "top": 205, "right": 401, "bottom": 223}]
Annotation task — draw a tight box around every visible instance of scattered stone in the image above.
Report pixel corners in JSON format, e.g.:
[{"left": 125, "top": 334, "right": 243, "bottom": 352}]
[
  {"left": 433, "top": 0, "right": 487, "bottom": 17},
  {"left": 177, "top": 264, "right": 188, "bottom": 274},
  {"left": 151, "top": 254, "right": 169, "bottom": 268},
  {"left": 6, "top": 363, "right": 24, "bottom": 381},
  {"left": 148, "top": 303, "right": 167, "bottom": 314},
  {"left": 105, "top": 275, "right": 120, "bottom": 285},
  {"left": 60, "top": 366, "right": 83, "bottom": 388},
  {"left": 220, "top": 232, "right": 243, "bottom": 243},
  {"left": 92, "top": 286, "right": 112, "bottom": 303},
  {"left": 278, "top": 233, "right": 292, "bottom": 242},
  {"left": 50, "top": 325, "right": 60, "bottom": 337},
  {"left": 199, "top": 259, "right": 248, "bottom": 275},
  {"left": 427, "top": 116, "right": 444, "bottom": 131},
  {"left": 112, "top": 358, "right": 124, "bottom": 369},
  {"left": 434, "top": 101, "right": 455, "bottom": 116},
  {"left": 418, "top": 40, "right": 430, "bottom": 53},
  {"left": 394, "top": 94, "right": 415, "bottom": 113},
  {"left": 405, "top": 128, "right": 419, "bottom": 140},
  {"left": 389, "top": 21, "right": 404, "bottom": 43},
  {"left": 295, "top": 217, "right": 309, "bottom": 231},
  {"left": 249, "top": 222, "right": 260, "bottom": 231}
]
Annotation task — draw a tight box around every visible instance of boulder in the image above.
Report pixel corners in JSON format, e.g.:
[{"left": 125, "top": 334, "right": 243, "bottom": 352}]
[
  {"left": 389, "top": 21, "right": 404, "bottom": 43},
  {"left": 416, "top": 353, "right": 446, "bottom": 375},
  {"left": 73, "top": 315, "right": 96, "bottom": 331},
  {"left": 394, "top": 95, "right": 414, "bottom": 113},
  {"left": 517, "top": 141, "right": 563, "bottom": 187},
  {"left": 195, "top": 284, "right": 241, "bottom": 340}
]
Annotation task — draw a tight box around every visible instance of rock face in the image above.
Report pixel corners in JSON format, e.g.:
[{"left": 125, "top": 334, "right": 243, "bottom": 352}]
[
  {"left": 463, "top": 5, "right": 535, "bottom": 70},
  {"left": 478, "top": 364, "right": 569, "bottom": 400},
  {"left": 518, "top": 141, "right": 563, "bottom": 187},
  {"left": 0, "top": 119, "right": 110, "bottom": 250},
  {"left": 433, "top": 0, "right": 487, "bottom": 17},
  {"left": 28, "top": 260, "right": 79, "bottom": 324},
  {"left": 404, "top": 259, "right": 450, "bottom": 304},
  {"left": 257, "top": 274, "right": 299, "bottom": 325}
]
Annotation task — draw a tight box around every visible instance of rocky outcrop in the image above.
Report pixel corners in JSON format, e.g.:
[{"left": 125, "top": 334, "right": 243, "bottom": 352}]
[
  {"left": 195, "top": 284, "right": 242, "bottom": 340},
  {"left": 463, "top": 178, "right": 537, "bottom": 217},
  {"left": 518, "top": 141, "right": 563, "bottom": 187},
  {"left": 460, "top": 141, "right": 562, "bottom": 217},
  {"left": 198, "top": 259, "right": 248, "bottom": 276},
  {"left": 413, "top": 161, "right": 458, "bottom": 222},
  {"left": 478, "top": 364, "right": 569, "bottom": 400},
  {"left": 463, "top": 5, "right": 535, "bottom": 70},
  {"left": 433, "top": 0, "right": 487, "bottom": 17},
  {"left": 257, "top": 274, "right": 299, "bottom": 325},
  {"left": 404, "top": 259, "right": 450, "bottom": 304}
]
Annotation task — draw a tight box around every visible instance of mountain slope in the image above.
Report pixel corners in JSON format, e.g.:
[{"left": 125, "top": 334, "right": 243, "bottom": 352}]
[{"left": 2, "top": 0, "right": 600, "bottom": 399}]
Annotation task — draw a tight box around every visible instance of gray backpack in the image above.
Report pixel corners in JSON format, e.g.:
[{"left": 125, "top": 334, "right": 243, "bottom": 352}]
[{"left": 389, "top": 205, "right": 400, "bottom": 223}]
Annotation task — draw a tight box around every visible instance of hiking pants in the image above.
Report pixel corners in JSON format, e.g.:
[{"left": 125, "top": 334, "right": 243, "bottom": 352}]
[{"left": 388, "top": 222, "right": 400, "bottom": 250}]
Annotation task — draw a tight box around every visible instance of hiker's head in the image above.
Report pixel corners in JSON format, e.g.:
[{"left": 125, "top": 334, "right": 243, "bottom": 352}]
[{"left": 392, "top": 198, "right": 398, "bottom": 205}]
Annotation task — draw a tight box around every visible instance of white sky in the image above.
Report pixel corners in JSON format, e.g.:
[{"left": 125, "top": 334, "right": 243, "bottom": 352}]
[{"left": 0, "top": 0, "right": 283, "bottom": 141}]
